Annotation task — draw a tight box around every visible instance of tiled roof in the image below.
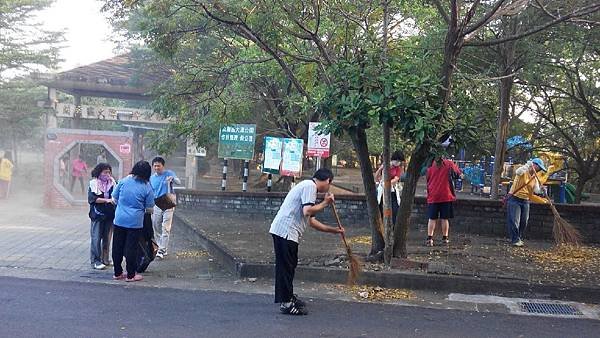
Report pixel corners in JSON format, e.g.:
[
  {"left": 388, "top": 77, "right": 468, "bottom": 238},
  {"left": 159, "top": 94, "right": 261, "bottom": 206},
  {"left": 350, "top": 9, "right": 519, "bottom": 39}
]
[{"left": 54, "top": 54, "right": 164, "bottom": 88}]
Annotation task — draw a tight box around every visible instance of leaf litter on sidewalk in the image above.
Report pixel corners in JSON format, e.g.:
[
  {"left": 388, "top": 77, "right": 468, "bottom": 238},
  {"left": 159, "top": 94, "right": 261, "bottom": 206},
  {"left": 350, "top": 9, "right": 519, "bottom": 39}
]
[
  {"left": 510, "top": 244, "right": 600, "bottom": 285},
  {"left": 333, "top": 284, "right": 415, "bottom": 301}
]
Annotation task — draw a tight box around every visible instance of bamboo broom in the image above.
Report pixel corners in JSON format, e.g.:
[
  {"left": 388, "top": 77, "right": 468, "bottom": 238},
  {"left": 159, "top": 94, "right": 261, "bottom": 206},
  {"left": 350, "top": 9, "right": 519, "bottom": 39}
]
[
  {"left": 532, "top": 174, "right": 581, "bottom": 245},
  {"left": 331, "top": 203, "right": 362, "bottom": 285}
]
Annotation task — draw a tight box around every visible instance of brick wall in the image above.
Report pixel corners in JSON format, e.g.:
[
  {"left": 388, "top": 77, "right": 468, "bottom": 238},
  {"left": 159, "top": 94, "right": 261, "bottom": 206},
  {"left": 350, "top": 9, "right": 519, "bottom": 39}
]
[
  {"left": 44, "top": 128, "right": 133, "bottom": 208},
  {"left": 176, "top": 190, "right": 369, "bottom": 225},
  {"left": 176, "top": 190, "right": 600, "bottom": 244}
]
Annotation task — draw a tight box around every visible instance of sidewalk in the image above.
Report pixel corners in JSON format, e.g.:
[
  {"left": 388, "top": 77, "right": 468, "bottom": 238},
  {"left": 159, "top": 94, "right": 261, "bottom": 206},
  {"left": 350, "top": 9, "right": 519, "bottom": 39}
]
[
  {"left": 175, "top": 208, "right": 600, "bottom": 303},
  {"left": 0, "top": 186, "right": 231, "bottom": 290}
]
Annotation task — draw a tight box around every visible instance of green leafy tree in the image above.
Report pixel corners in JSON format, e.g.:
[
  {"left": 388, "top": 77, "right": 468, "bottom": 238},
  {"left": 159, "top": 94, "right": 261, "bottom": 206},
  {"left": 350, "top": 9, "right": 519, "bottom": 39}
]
[
  {"left": 0, "top": 0, "right": 63, "bottom": 160},
  {"left": 520, "top": 22, "right": 600, "bottom": 203},
  {"left": 0, "top": 79, "right": 49, "bottom": 161},
  {"left": 0, "top": 0, "right": 62, "bottom": 77}
]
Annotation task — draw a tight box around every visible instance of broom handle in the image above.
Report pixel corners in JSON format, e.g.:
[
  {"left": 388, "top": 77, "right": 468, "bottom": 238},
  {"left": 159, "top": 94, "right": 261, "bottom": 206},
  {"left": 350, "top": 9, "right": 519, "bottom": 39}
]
[{"left": 331, "top": 203, "right": 349, "bottom": 248}]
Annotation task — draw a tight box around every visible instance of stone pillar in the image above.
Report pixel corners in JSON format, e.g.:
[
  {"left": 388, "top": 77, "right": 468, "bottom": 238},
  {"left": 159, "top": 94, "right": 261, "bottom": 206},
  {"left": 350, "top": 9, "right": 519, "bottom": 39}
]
[
  {"left": 185, "top": 137, "right": 198, "bottom": 189},
  {"left": 46, "top": 88, "right": 58, "bottom": 128},
  {"left": 72, "top": 95, "right": 82, "bottom": 129}
]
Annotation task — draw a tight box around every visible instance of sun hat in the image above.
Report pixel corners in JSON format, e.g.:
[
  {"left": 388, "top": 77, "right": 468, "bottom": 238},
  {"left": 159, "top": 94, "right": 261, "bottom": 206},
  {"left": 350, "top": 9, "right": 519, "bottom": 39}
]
[{"left": 531, "top": 158, "right": 547, "bottom": 172}]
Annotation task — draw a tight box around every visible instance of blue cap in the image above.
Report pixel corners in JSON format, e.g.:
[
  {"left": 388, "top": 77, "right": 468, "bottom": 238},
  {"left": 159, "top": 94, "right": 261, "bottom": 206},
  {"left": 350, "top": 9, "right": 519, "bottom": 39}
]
[{"left": 531, "top": 158, "right": 547, "bottom": 172}]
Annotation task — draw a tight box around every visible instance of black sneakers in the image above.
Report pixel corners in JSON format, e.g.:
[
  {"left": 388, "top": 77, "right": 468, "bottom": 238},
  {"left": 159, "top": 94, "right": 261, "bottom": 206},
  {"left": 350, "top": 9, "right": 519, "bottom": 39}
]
[
  {"left": 291, "top": 294, "right": 306, "bottom": 309},
  {"left": 280, "top": 297, "right": 308, "bottom": 315}
]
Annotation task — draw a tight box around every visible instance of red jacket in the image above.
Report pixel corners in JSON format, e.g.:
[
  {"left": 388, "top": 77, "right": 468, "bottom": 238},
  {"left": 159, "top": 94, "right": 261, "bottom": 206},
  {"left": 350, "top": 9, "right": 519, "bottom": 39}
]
[{"left": 426, "top": 159, "right": 461, "bottom": 204}]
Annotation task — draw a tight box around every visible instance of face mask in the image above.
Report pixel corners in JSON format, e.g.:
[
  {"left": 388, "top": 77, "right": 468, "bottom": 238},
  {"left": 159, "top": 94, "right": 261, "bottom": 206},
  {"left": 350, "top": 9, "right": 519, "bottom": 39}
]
[
  {"left": 99, "top": 173, "right": 111, "bottom": 182},
  {"left": 391, "top": 160, "right": 400, "bottom": 167}
]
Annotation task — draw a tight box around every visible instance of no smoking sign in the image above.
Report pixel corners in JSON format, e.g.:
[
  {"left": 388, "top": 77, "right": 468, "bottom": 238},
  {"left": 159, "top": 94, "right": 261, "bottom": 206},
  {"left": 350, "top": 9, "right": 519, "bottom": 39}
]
[{"left": 307, "top": 122, "right": 331, "bottom": 158}]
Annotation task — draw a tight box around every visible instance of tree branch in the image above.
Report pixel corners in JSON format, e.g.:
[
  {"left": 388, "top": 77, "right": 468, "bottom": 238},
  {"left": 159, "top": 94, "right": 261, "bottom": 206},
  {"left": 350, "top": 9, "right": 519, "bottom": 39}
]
[
  {"left": 430, "top": 0, "right": 450, "bottom": 25},
  {"left": 466, "top": 3, "right": 600, "bottom": 46}
]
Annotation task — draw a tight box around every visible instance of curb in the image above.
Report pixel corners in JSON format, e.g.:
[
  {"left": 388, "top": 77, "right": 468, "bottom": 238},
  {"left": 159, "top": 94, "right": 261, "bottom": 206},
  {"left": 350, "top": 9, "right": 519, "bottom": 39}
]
[{"left": 175, "top": 214, "right": 600, "bottom": 304}]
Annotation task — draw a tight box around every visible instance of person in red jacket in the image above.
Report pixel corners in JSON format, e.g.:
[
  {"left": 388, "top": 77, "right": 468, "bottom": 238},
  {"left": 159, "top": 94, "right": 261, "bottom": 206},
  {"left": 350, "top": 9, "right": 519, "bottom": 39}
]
[{"left": 425, "top": 157, "right": 462, "bottom": 246}]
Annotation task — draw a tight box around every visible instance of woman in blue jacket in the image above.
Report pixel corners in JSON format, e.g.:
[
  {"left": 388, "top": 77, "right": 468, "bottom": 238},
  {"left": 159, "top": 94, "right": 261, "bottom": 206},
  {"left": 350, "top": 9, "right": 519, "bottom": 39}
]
[{"left": 111, "top": 161, "right": 155, "bottom": 282}]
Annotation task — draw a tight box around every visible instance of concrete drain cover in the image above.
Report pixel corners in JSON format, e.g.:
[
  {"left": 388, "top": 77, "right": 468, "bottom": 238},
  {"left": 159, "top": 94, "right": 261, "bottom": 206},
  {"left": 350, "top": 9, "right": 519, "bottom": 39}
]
[
  {"left": 448, "top": 294, "right": 599, "bottom": 319},
  {"left": 519, "top": 302, "right": 583, "bottom": 316}
]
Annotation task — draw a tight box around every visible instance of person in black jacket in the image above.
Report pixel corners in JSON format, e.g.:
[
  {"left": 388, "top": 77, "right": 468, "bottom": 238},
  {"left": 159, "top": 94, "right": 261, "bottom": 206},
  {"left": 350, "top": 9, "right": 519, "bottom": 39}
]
[{"left": 88, "top": 163, "right": 116, "bottom": 270}]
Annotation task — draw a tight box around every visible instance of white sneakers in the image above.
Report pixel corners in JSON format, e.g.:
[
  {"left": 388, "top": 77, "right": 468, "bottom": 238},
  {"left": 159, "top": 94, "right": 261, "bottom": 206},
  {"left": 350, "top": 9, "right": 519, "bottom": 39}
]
[
  {"left": 93, "top": 262, "right": 106, "bottom": 270},
  {"left": 512, "top": 240, "right": 524, "bottom": 247},
  {"left": 156, "top": 250, "right": 167, "bottom": 259}
]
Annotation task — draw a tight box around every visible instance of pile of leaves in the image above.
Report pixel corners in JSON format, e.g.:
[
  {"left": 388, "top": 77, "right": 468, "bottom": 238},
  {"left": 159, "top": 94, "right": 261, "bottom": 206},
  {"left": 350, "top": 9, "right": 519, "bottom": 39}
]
[
  {"left": 175, "top": 250, "right": 209, "bottom": 259},
  {"left": 346, "top": 235, "right": 372, "bottom": 245},
  {"left": 511, "top": 245, "right": 600, "bottom": 285},
  {"left": 335, "top": 285, "right": 414, "bottom": 301}
]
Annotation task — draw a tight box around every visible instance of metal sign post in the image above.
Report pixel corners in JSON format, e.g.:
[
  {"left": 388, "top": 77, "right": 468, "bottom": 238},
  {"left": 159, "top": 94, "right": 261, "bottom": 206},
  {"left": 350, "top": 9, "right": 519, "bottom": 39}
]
[
  {"left": 242, "top": 160, "right": 249, "bottom": 192},
  {"left": 221, "top": 158, "right": 228, "bottom": 191}
]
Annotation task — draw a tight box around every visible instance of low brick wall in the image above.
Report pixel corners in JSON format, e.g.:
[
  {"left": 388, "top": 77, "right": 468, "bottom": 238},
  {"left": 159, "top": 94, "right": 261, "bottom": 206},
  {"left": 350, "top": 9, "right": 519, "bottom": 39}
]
[
  {"left": 176, "top": 190, "right": 369, "bottom": 225},
  {"left": 176, "top": 190, "right": 600, "bottom": 244}
]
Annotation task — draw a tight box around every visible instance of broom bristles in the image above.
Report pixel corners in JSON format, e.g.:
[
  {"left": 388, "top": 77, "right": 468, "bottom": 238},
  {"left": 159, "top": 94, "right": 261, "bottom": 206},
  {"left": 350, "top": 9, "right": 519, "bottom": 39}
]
[
  {"left": 549, "top": 204, "right": 582, "bottom": 245},
  {"left": 345, "top": 246, "right": 363, "bottom": 285}
]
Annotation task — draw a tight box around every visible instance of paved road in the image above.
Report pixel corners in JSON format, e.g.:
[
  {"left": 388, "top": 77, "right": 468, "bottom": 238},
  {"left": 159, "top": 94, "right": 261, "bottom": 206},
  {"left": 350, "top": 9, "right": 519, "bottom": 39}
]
[{"left": 2, "top": 276, "right": 599, "bottom": 338}]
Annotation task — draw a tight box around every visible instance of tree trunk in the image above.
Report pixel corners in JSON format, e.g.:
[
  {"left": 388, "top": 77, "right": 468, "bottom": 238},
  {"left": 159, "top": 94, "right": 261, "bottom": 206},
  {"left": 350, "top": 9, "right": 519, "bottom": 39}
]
[
  {"left": 382, "top": 122, "right": 393, "bottom": 264},
  {"left": 491, "top": 76, "right": 514, "bottom": 199},
  {"left": 348, "top": 127, "right": 384, "bottom": 257},
  {"left": 393, "top": 143, "right": 429, "bottom": 258},
  {"left": 390, "top": 5, "right": 462, "bottom": 258},
  {"left": 438, "top": 19, "right": 461, "bottom": 113},
  {"left": 382, "top": 0, "right": 395, "bottom": 265},
  {"left": 574, "top": 175, "right": 588, "bottom": 204},
  {"left": 491, "top": 19, "right": 517, "bottom": 199}
]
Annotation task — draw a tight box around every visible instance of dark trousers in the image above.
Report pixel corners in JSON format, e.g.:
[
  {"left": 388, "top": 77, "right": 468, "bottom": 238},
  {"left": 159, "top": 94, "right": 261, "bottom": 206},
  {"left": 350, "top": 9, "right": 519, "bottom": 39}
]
[
  {"left": 112, "top": 225, "right": 142, "bottom": 278},
  {"left": 272, "top": 234, "right": 298, "bottom": 303}
]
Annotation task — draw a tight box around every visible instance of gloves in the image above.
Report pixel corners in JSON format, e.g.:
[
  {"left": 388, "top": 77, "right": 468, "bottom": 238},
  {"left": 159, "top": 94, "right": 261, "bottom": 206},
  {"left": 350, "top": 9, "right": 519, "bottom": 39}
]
[{"left": 515, "top": 161, "right": 533, "bottom": 176}]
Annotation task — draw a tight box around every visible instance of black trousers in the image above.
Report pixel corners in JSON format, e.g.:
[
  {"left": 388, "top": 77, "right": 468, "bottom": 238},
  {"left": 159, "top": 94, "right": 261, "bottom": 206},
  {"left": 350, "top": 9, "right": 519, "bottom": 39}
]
[
  {"left": 112, "top": 225, "right": 142, "bottom": 278},
  {"left": 272, "top": 234, "right": 298, "bottom": 303}
]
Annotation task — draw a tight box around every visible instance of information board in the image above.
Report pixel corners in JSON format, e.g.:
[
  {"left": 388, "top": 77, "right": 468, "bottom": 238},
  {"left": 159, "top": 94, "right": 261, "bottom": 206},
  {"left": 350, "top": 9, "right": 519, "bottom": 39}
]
[
  {"left": 280, "top": 138, "right": 304, "bottom": 177},
  {"left": 217, "top": 124, "right": 257, "bottom": 160}
]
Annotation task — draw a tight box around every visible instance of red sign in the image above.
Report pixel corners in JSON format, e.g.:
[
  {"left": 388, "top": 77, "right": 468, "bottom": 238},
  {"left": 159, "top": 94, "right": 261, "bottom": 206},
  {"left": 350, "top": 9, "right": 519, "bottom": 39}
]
[
  {"left": 307, "top": 122, "right": 331, "bottom": 158},
  {"left": 119, "top": 143, "right": 131, "bottom": 154}
]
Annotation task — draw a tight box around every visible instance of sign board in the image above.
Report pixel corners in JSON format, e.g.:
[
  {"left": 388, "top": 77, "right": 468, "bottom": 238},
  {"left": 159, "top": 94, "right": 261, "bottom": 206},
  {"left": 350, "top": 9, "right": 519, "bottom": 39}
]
[
  {"left": 307, "top": 122, "right": 331, "bottom": 158},
  {"left": 119, "top": 143, "right": 131, "bottom": 154},
  {"left": 262, "top": 137, "right": 283, "bottom": 175},
  {"left": 217, "top": 124, "right": 256, "bottom": 160},
  {"left": 280, "top": 138, "right": 304, "bottom": 177}
]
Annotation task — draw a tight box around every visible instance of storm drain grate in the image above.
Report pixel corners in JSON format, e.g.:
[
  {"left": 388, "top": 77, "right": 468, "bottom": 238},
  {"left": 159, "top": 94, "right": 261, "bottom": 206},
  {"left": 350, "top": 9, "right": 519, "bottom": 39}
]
[{"left": 519, "top": 302, "right": 583, "bottom": 316}]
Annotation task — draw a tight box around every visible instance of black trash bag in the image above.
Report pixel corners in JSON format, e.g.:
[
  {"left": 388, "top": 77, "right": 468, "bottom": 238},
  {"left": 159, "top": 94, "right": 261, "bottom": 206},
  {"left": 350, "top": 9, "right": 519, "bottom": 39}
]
[{"left": 137, "top": 213, "right": 158, "bottom": 273}]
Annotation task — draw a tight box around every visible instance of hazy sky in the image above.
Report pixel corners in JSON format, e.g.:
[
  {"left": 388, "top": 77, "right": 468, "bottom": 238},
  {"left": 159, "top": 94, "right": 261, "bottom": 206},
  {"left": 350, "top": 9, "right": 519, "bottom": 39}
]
[{"left": 40, "top": 0, "right": 117, "bottom": 71}]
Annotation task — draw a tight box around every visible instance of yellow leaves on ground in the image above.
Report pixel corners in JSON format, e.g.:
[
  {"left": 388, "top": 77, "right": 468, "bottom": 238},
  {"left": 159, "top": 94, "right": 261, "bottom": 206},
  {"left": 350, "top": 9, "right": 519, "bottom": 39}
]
[
  {"left": 346, "top": 235, "right": 372, "bottom": 245},
  {"left": 175, "top": 250, "right": 209, "bottom": 259},
  {"left": 336, "top": 284, "right": 414, "bottom": 301},
  {"left": 511, "top": 245, "right": 600, "bottom": 274}
]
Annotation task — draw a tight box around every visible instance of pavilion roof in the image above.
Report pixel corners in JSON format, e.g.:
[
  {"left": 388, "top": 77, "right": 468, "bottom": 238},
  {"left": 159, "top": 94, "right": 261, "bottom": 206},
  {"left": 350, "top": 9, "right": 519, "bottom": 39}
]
[{"left": 38, "top": 54, "right": 169, "bottom": 101}]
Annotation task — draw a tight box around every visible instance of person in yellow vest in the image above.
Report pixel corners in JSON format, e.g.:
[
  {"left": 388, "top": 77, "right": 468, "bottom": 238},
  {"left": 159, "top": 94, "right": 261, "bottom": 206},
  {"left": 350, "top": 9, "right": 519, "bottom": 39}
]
[
  {"left": 0, "top": 152, "right": 15, "bottom": 199},
  {"left": 506, "top": 158, "right": 547, "bottom": 247}
]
